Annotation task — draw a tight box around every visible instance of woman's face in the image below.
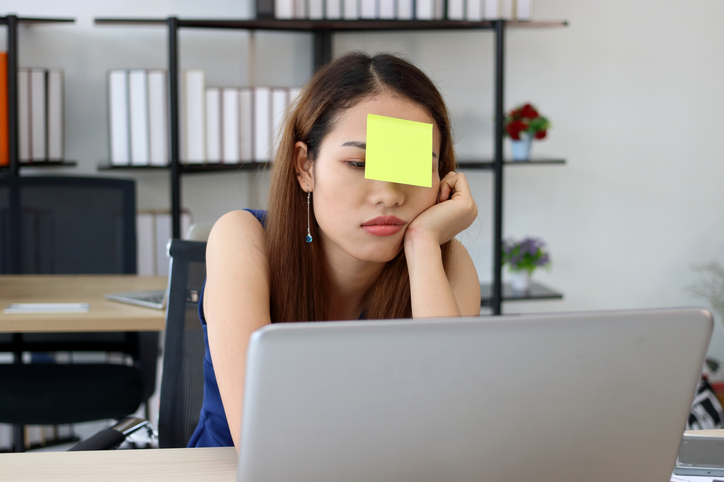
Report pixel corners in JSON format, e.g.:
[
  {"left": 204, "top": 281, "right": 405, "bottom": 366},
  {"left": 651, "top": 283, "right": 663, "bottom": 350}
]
[{"left": 298, "top": 92, "right": 442, "bottom": 265}]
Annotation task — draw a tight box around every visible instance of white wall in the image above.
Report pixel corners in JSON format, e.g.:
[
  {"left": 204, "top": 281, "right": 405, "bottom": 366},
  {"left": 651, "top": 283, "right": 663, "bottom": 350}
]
[{"left": 7, "top": 1, "right": 724, "bottom": 356}]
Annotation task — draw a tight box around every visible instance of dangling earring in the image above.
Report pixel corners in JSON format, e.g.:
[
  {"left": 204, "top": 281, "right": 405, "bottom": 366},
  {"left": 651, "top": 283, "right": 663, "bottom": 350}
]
[{"left": 305, "top": 191, "right": 313, "bottom": 244}]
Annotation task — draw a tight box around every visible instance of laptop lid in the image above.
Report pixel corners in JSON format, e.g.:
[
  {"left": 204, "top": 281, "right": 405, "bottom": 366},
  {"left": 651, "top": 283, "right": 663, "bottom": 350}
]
[
  {"left": 237, "top": 308, "right": 713, "bottom": 482},
  {"left": 104, "top": 288, "right": 168, "bottom": 310}
]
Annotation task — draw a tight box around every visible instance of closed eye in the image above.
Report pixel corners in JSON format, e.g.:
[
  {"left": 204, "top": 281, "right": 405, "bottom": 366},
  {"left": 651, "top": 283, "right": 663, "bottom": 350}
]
[{"left": 345, "top": 161, "right": 365, "bottom": 169}]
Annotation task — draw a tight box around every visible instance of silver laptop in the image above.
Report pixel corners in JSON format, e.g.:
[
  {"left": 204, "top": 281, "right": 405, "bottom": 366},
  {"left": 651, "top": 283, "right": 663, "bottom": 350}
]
[
  {"left": 104, "top": 288, "right": 167, "bottom": 310},
  {"left": 237, "top": 308, "right": 712, "bottom": 482}
]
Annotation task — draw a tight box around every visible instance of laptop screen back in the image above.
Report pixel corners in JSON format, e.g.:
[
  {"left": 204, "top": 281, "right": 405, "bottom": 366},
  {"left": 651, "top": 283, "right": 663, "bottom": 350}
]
[{"left": 238, "top": 308, "right": 712, "bottom": 482}]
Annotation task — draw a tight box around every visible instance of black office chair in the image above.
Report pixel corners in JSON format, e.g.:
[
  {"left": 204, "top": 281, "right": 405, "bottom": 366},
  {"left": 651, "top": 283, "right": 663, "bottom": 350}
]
[
  {"left": 0, "top": 176, "right": 159, "bottom": 452},
  {"left": 70, "top": 239, "right": 207, "bottom": 450}
]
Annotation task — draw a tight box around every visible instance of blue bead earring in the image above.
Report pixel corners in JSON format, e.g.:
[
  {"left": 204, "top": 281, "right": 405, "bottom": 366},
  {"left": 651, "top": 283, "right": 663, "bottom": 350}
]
[{"left": 305, "top": 190, "right": 313, "bottom": 244}]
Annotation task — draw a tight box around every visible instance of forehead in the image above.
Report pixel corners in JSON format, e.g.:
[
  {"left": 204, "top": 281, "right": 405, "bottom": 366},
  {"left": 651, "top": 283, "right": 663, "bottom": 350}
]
[{"left": 328, "top": 93, "right": 439, "bottom": 142}]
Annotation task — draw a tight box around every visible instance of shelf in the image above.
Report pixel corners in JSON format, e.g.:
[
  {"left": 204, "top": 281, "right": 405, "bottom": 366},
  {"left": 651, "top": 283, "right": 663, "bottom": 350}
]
[
  {"left": 19, "top": 161, "right": 77, "bottom": 168},
  {"left": 98, "top": 162, "right": 271, "bottom": 173},
  {"left": 480, "top": 281, "right": 563, "bottom": 306},
  {"left": 1, "top": 162, "right": 77, "bottom": 174},
  {"left": 0, "top": 16, "right": 75, "bottom": 25},
  {"left": 98, "top": 159, "right": 562, "bottom": 173},
  {"left": 458, "top": 158, "right": 565, "bottom": 169},
  {"left": 94, "top": 18, "right": 567, "bottom": 32}
]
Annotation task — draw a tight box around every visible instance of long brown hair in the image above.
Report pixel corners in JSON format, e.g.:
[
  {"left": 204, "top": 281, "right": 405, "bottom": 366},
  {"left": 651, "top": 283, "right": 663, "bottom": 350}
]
[{"left": 266, "top": 52, "right": 456, "bottom": 322}]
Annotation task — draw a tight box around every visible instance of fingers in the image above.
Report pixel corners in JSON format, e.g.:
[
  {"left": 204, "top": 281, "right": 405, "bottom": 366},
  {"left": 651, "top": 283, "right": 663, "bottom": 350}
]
[
  {"left": 438, "top": 171, "right": 456, "bottom": 202},
  {"left": 439, "top": 171, "right": 472, "bottom": 202},
  {"left": 439, "top": 172, "right": 477, "bottom": 222},
  {"left": 449, "top": 172, "right": 471, "bottom": 200}
]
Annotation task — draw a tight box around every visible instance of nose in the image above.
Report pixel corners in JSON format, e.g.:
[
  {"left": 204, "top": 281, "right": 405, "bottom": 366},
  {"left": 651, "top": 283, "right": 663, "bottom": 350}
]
[{"left": 368, "top": 180, "right": 405, "bottom": 207}]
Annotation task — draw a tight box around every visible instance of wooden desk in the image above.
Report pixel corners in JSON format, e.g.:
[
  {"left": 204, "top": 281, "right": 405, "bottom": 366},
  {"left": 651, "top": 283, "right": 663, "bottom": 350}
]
[
  {"left": 0, "top": 447, "right": 237, "bottom": 481},
  {"left": 0, "top": 275, "right": 167, "bottom": 333},
  {"left": 2, "top": 431, "right": 722, "bottom": 481}
]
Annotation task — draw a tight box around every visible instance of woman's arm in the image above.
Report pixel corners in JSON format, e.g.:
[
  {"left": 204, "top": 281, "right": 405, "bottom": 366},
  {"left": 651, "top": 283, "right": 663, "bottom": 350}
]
[
  {"left": 405, "top": 172, "right": 480, "bottom": 317},
  {"left": 405, "top": 237, "right": 481, "bottom": 317},
  {"left": 204, "top": 210, "right": 272, "bottom": 450}
]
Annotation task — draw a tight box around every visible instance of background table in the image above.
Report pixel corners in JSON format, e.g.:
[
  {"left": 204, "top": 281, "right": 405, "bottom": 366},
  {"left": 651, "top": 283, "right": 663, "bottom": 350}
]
[
  {"left": 0, "top": 275, "right": 167, "bottom": 333},
  {"left": 0, "top": 447, "right": 237, "bottom": 481}
]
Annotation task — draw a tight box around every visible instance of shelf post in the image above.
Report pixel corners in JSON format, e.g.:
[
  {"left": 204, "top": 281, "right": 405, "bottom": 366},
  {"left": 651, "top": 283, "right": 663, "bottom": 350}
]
[
  {"left": 7, "top": 15, "right": 19, "bottom": 177},
  {"left": 313, "top": 29, "right": 332, "bottom": 71},
  {"left": 167, "top": 17, "right": 182, "bottom": 239},
  {"left": 492, "top": 20, "right": 506, "bottom": 315}
]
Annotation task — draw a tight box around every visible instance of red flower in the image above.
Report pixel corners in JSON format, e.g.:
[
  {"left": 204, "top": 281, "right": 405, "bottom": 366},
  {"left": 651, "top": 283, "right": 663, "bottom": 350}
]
[
  {"left": 534, "top": 129, "right": 547, "bottom": 140},
  {"left": 520, "top": 104, "right": 539, "bottom": 119},
  {"left": 506, "top": 120, "right": 528, "bottom": 140}
]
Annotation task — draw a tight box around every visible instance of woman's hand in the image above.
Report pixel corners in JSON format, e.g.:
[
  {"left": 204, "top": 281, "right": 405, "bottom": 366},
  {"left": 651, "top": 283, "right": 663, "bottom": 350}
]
[{"left": 405, "top": 171, "right": 478, "bottom": 248}]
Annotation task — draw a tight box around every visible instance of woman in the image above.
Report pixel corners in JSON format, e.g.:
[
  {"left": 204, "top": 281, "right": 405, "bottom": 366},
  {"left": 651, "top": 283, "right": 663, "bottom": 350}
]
[{"left": 188, "top": 52, "right": 481, "bottom": 449}]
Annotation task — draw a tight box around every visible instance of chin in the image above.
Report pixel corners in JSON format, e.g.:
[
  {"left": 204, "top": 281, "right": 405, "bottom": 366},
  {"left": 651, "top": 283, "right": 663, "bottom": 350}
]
[{"left": 354, "top": 244, "right": 403, "bottom": 264}]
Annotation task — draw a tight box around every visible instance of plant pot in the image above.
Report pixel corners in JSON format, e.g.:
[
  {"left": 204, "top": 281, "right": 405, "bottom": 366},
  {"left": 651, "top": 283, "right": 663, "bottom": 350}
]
[
  {"left": 510, "top": 270, "right": 532, "bottom": 292},
  {"left": 510, "top": 133, "right": 533, "bottom": 161}
]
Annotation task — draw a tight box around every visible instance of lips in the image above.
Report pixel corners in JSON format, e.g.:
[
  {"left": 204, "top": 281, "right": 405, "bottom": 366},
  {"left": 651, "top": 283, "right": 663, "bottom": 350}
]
[{"left": 361, "top": 216, "right": 405, "bottom": 237}]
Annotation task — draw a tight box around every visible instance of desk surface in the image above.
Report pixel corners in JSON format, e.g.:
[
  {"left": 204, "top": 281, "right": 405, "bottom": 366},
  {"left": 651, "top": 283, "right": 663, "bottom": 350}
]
[
  {"left": 1, "top": 431, "right": 723, "bottom": 481},
  {"left": 0, "top": 275, "right": 167, "bottom": 333},
  {"left": 0, "top": 447, "right": 237, "bottom": 481}
]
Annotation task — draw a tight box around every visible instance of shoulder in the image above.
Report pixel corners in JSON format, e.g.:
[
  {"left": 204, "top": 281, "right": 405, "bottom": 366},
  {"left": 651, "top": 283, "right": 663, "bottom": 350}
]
[
  {"left": 210, "top": 210, "right": 266, "bottom": 241},
  {"left": 207, "top": 210, "right": 267, "bottom": 257},
  {"left": 446, "top": 239, "right": 481, "bottom": 316}
]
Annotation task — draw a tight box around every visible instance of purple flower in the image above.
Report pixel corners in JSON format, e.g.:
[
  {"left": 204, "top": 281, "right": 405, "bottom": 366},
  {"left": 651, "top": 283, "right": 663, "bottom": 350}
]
[
  {"left": 538, "top": 253, "right": 550, "bottom": 267},
  {"left": 501, "top": 236, "right": 551, "bottom": 271}
]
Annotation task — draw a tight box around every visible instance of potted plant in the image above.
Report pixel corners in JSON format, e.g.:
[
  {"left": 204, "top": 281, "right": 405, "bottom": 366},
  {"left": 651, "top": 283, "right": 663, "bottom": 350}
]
[
  {"left": 504, "top": 103, "right": 551, "bottom": 161},
  {"left": 502, "top": 236, "right": 552, "bottom": 291},
  {"left": 685, "top": 261, "right": 724, "bottom": 411}
]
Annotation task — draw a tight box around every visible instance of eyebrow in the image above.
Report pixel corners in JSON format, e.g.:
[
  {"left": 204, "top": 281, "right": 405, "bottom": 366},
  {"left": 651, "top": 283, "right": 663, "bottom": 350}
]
[{"left": 341, "top": 141, "right": 438, "bottom": 158}]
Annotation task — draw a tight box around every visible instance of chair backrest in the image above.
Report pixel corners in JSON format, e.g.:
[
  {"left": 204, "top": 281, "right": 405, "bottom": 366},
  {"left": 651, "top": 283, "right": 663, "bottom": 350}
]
[
  {"left": 0, "top": 176, "right": 156, "bottom": 403},
  {"left": 158, "top": 239, "right": 207, "bottom": 448},
  {"left": 185, "top": 222, "right": 213, "bottom": 242},
  {"left": 0, "top": 176, "right": 136, "bottom": 274}
]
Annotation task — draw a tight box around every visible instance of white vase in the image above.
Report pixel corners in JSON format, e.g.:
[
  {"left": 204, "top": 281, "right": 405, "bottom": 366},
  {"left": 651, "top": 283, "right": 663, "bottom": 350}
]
[
  {"left": 510, "top": 270, "right": 531, "bottom": 292},
  {"left": 510, "top": 132, "right": 533, "bottom": 161}
]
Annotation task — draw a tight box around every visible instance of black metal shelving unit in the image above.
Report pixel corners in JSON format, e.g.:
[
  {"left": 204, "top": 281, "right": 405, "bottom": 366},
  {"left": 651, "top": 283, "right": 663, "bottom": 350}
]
[
  {"left": 480, "top": 281, "right": 563, "bottom": 307},
  {"left": 99, "top": 161, "right": 268, "bottom": 173},
  {"left": 94, "top": 17, "right": 567, "bottom": 314},
  {"left": 1, "top": 15, "right": 76, "bottom": 178},
  {"left": 2, "top": 13, "right": 78, "bottom": 454}
]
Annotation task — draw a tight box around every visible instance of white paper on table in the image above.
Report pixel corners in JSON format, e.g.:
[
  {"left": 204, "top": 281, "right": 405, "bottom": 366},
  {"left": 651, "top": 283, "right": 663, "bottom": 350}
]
[
  {"left": 670, "top": 475, "right": 724, "bottom": 482},
  {"left": 4, "top": 303, "right": 90, "bottom": 313}
]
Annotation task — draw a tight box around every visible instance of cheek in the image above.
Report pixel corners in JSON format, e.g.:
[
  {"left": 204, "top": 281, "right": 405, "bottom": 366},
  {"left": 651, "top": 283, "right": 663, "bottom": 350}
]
[
  {"left": 312, "top": 177, "right": 357, "bottom": 228},
  {"left": 411, "top": 184, "right": 439, "bottom": 214}
]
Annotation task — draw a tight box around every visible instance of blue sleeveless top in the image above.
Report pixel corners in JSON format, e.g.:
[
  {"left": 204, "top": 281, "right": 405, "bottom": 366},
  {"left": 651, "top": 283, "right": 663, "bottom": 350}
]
[{"left": 187, "top": 209, "right": 267, "bottom": 448}]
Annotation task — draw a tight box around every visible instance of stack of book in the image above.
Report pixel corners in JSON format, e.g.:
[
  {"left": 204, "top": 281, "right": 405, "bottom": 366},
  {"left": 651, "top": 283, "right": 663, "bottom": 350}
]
[
  {"left": 258, "top": 0, "right": 533, "bottom": 21},
  {"left": 0, "top": 53, "right": 65, "bottom": 165},
  {"left": 136, "top": 209, "right": 193, "bottom": 276},
  {"left": 108, "top": 69, "right": 301, "bottom": 166},
  {"left": 204, "top": 84, "right": 302, "bottom": 164},
  {"left": 107, "top": 69, "right": 169, "bottom": 166}
]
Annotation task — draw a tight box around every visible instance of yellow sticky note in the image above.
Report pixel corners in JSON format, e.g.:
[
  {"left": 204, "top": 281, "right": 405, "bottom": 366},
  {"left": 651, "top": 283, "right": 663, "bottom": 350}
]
[{"left": 365, "top": 114, "right": 433, "bottom": 188}]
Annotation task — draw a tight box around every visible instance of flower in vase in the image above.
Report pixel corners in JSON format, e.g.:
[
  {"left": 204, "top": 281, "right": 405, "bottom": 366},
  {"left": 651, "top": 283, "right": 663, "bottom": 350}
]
[
  {"left": 504, "top": 103, "right": 551, "bottom": 141},
  {"left": 502, "top": 236, "right": 552, "bottom": 274}
]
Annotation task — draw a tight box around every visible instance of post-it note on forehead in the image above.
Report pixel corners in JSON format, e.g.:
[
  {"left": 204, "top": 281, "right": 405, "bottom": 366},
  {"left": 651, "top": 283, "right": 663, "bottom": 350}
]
[{"left": 365, "top": 114, "right": 433, "bottom": 188}]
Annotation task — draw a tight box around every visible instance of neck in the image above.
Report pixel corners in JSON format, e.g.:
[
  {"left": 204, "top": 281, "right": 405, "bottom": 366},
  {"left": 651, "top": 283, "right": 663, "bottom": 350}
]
[{"left": 322, "top": 246, "right": 385, "bottom": 321}]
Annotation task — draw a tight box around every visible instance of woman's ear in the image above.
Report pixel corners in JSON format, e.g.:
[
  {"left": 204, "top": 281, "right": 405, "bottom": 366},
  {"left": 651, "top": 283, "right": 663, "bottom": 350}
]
[{"left": 294, "top": 141, "right": 314, "bottom": 192}]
